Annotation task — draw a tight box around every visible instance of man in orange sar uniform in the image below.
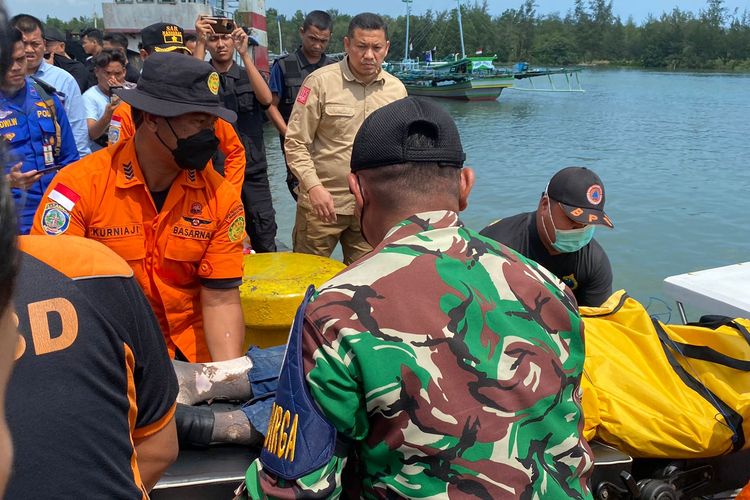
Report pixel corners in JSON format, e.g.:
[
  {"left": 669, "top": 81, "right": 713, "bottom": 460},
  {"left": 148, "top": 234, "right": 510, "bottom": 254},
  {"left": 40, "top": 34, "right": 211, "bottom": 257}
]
[{"left": 32, "top": 52, "right": 246, "bottom": 363}]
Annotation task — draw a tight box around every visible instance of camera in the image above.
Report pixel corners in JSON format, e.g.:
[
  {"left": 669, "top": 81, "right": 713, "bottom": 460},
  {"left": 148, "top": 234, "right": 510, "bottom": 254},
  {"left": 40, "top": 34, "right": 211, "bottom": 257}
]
[{"left": 205, "top": 17, "right": 235, "bottom": 34}]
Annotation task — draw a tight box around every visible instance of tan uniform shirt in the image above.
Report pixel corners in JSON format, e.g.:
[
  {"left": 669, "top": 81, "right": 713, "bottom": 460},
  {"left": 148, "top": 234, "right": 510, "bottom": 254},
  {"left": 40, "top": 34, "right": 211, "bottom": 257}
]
[{"left": 285, "top": 56, "right": 407, "bottom": 215}]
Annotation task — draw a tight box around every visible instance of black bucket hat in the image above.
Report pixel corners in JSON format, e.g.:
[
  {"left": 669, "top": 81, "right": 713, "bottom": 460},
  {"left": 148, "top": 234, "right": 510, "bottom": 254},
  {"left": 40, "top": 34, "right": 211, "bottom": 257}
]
[{"left": 113, "top": 52, "right": 236, "bottom": 123}]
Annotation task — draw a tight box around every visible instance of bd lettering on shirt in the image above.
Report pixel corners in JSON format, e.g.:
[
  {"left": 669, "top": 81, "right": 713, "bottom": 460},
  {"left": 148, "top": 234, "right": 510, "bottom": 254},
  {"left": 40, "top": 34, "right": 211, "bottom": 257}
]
[{"left": 13, "top": 298, "right": 78, "bottom": 360}]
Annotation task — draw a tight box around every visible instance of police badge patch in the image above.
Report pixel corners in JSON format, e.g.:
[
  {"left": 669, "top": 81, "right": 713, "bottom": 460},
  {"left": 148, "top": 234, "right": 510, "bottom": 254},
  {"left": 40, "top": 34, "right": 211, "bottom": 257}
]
[
  {"left": 41, "top": 202, "right": 70, "bottom": 235},
  {"left": 228, "top": 216, "right": 245, "bottom": 242}
]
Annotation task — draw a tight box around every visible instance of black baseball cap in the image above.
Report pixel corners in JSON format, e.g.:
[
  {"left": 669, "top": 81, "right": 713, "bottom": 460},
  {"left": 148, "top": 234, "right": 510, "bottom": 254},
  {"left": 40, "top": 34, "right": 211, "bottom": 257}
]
[
  {"left": 43, "top": 26, "right": 65, "bottom": 43},
  {"left": 140, "top": 22, "right": 189, "bottom": 53},
  {"left": 350, "top": 97, "right": 466, "bottom": 172},
  {"left": 113, "top": 52, "right": 236, "bottom": 123},
  {"left": 546, "top": 166, "right": 613, "bottom": 228}
]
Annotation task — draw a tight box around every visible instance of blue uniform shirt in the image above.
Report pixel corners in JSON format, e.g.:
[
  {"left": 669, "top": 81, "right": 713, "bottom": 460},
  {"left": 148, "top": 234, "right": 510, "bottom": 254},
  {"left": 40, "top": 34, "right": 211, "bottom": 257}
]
[
  {"left": 268, "top": 59, "right": 285, "bottom": 98},
  {"left": 1, "top": 77, "right": 79, "bottom": 234}
]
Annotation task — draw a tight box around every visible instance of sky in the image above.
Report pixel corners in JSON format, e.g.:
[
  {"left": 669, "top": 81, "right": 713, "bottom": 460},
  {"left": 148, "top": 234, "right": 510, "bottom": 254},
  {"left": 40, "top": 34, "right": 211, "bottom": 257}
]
[{"left": 5, "top": 0, "right": 750, "bottom": 25}]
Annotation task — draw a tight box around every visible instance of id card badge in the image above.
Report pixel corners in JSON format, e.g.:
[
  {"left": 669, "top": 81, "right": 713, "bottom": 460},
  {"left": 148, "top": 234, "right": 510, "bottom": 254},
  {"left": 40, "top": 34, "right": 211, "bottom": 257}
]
[{"left": 43, "top": 142, "right": 54, "bottom": 166}]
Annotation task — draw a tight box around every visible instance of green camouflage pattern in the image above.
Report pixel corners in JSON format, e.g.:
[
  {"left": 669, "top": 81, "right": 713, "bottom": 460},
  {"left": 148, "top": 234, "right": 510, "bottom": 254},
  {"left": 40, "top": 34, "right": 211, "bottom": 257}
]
[{"left": 246, "top": 210, "right": 593, "bottom": 499}]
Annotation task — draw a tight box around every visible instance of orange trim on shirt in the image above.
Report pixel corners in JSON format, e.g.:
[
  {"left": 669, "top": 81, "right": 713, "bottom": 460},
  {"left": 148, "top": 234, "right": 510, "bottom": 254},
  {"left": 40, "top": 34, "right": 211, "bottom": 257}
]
[
  {"left": 123, "top": 343, "right": 148, "bottom": 500},
  {"left": 132, "top": 403, "right": 176, "bottom": 440},
  {"left": 19, "top": 235, "right": 134, "bottom": 280}
]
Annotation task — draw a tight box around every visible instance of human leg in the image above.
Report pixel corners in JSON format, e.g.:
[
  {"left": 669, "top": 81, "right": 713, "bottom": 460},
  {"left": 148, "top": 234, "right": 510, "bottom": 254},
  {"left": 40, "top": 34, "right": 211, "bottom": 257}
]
[
  {"left": 241, "top": 171, "right": 278, "bottom": 253},
  {"left": 291, "top": 205, "right": 342, "bottom": 258},
  {"left": 174, "top": 346, "right": 285, "bottom": 448},
  {"left": 175, "top": 405, "right": 263, "bottom": 448},
  {"left": 173, "top": 356, "right": 253, "bottom": 406},
  {"left": 174, "top": 345, "right": 285, "bottom": 405}
]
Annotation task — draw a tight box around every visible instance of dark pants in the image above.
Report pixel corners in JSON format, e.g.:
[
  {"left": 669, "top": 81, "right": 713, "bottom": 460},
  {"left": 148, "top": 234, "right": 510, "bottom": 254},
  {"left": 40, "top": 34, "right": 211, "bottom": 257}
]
[{"left": 241, "top": 164, "right": 278, "bottom": 253}]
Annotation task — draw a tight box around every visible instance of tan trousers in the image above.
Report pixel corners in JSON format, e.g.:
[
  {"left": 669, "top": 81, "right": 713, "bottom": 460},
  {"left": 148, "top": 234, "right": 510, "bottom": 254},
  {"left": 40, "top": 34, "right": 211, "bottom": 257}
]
[{"left": 292, "top": 205, "right": 372, "bottom": 264}]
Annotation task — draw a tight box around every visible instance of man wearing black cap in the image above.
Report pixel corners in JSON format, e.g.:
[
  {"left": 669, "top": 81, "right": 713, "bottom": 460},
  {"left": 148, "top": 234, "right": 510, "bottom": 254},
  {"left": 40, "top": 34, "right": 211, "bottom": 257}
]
[
  {"left": 481, "top": 166, "right": 614, "bottom": 306},
  {"left": 243, "top": 97, "right": 592, "bottom": 498},
  {"left": 43, "top": 25, "right": 88, "bottom": 93},
  {"left": 31, "top": 52, "right": 247, "bottom": 363}
]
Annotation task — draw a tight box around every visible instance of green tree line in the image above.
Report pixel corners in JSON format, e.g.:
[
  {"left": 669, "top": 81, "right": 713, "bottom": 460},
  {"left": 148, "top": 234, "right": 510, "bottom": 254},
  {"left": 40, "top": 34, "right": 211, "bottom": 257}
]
[
  {"left": 44, "top": 16, "right": 104, "bottom": 35},
  {"left": 43, "top": 0, "right": 750, "bottom": 70},
  {"left": 267, "top": 0, "right": 750, "bottom": 70}
]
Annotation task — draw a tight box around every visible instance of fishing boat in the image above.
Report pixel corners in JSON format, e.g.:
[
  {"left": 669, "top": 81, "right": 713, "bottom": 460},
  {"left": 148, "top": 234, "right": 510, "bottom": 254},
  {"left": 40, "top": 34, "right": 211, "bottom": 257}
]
[
  {"left": 394, "top": 56, "right": 515, "bottom": 101},
  {"left": 390, "top": 0, "right": 514, "bottom": 101},
  {"left": 390, "top": 1, "right": 583, "bottom": 100}
]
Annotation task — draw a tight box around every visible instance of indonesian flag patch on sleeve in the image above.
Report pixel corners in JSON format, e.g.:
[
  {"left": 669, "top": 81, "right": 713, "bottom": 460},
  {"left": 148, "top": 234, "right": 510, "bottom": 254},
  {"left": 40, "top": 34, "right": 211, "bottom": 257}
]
[
  {"left": 48, "top": 183, "right": 81, "bottom": 211},
  {"left": 296, "top": 86, "right": 311, "bottom": 104}
]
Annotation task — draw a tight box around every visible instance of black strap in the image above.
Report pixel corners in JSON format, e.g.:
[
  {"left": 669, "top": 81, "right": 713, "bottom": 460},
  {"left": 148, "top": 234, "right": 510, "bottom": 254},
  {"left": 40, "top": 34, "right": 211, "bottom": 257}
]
[
  {"left": 690, "top": 315, "right": 750, "bottom": 345},
  {"left": 29, "top": 77, "right": 62, "bottom": 157},
  {"left": 578, "top": 292, "right": 629, "bottom": 318},
  {"left": 652, "top": 318, "right": 745, "bottom": 451},
  {"left": 666, "top": 340, "right": 750, "bottom": 371}
]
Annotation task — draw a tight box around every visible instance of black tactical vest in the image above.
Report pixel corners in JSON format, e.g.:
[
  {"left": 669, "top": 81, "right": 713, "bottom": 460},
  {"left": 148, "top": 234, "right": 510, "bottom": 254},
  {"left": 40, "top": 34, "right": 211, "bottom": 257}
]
[{"left": 278, "top": 49, "right": 333, "bottom": 123}]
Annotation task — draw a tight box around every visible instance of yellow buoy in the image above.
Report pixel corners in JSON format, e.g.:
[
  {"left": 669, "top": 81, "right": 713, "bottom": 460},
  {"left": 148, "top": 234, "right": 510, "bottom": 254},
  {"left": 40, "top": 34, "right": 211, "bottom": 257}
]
[{"left": 240, "top": 252, "right": 346, "bottom": 349}]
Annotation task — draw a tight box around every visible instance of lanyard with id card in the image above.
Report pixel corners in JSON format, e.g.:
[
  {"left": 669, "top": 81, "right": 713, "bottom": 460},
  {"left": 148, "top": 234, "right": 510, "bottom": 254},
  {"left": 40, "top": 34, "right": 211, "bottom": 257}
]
[{"left": 43, "top": 140, "right": 54, "bottom": 166}]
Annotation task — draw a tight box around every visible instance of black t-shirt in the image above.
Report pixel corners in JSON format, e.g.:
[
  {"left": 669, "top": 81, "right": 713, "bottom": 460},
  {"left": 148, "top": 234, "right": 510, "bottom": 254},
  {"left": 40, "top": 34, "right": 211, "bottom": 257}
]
[
  {"left": 480, "top": 211, "right": 613, "bottom": 306},
  {"left": 53, "top": 53, "right": 89, "bottom": 93},
  {"left": 124, "top": 63, "right": 140, "bottom": 84},
  {"left": 5, "top": 235, "right": 178, "bottom": 499}
]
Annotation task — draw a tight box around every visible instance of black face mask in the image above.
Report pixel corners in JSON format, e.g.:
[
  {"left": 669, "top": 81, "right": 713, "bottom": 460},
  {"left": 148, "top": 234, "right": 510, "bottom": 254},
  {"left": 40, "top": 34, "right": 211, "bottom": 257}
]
[{"left": 158, "top": 119, "right": 219, "bottom": 171}]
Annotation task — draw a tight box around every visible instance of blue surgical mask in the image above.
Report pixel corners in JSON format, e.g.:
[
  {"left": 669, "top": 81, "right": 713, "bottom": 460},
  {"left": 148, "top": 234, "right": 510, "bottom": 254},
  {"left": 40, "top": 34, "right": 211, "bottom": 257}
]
[
  {"left": 551, "top": 225, "right": 595, "bottom": 253},
  {"left": 542, "top": 195, "right": 596, "bottom": 253}
]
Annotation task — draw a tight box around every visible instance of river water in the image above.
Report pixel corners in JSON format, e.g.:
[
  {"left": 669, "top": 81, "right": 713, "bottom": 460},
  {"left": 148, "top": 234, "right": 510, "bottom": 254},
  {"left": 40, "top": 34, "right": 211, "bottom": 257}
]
[{"left": 263, "top": 68, "right": 750, "bottom": 319}]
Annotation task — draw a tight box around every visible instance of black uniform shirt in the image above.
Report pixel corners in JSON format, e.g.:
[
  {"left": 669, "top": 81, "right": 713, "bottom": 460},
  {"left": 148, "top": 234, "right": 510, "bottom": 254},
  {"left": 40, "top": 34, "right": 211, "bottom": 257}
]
[
  {"left": 480, "top": 211, "right": 613, "bottom": 306},
  {"left": 5, "top": 235, "right": 178, "bottom": 499}
]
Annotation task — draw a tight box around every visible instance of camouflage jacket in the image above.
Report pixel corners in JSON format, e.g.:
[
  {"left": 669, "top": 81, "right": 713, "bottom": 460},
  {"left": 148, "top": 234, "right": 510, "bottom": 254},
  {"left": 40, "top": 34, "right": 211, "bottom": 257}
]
[{"left": 246, "top": 210, "right": 593, "bottom": 499}]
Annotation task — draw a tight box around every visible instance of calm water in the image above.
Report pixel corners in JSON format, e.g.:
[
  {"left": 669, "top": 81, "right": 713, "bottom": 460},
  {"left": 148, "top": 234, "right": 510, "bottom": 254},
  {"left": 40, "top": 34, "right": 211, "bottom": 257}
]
[{"left": 263, "top": 68, "right": 750, "bottom": 319}]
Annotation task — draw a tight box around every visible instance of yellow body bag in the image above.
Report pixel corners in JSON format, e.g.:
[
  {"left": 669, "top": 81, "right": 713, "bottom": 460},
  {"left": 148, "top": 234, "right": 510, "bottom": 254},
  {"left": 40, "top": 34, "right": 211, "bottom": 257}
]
[{"left": 580, "top": 290, "right": 750, "bottom": 458}]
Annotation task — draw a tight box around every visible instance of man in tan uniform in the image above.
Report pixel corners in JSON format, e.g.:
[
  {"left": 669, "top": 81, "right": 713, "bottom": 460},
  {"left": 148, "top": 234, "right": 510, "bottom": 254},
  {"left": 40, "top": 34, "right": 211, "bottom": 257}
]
[{"left": 285, "top": 12, "right": 407, "bottom": 264}]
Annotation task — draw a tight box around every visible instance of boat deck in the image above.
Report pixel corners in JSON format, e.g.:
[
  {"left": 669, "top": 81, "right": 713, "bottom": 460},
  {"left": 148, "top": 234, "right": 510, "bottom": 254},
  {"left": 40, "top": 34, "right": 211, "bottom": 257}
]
[{"left": 663, "top": 262, "right": 750, "bottom": 321}]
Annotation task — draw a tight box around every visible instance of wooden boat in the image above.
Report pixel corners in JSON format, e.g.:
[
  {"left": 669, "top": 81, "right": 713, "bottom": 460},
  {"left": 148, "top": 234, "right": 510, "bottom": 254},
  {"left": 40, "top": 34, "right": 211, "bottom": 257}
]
[{"left": 394, "top": 57, "right": 515, "bottom": 101}]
